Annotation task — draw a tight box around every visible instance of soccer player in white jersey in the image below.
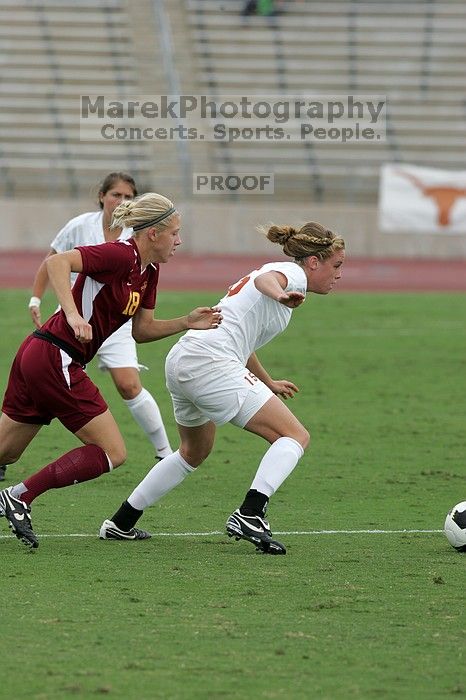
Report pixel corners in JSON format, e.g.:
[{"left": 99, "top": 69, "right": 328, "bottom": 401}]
[
  {"left": 100, "top": 221, "right": 345, "bottom": 554},
  {"left": 0, "top": 174, "right": 174, "bottom": 484}
]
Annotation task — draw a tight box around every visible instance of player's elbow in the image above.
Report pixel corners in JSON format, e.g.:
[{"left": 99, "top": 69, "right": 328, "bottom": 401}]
[{"left": 131, "top": 323, "right": 146, "bottom": 343}]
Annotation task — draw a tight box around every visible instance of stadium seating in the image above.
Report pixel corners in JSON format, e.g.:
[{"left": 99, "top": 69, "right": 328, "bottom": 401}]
[
  {"left": 184, "top": 0, "right": 466, "bottom": 202},
  {"left": 0, "top": 0, "right": 176, "bottom": 197},
  {"left": 1, "top": 0, "right": 465, "bottom": 207}
]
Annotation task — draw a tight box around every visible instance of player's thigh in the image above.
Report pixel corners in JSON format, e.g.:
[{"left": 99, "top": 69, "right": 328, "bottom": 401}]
[
  {"left": 244, "top": 395, "right": 310, "bottom": 448},
  {"left": 0, "top": 412, "right": 42, "bottom": 463},
  {"left": 177, "top": 420, "right": 216, "bottom": 466},
  {"left": 74, "top": 410, "right": 127, "bottom": 467}
]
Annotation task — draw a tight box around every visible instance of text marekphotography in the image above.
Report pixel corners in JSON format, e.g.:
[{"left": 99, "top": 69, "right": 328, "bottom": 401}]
[{"left": 80, "top": 94, "right": 387, "bottom": 143}]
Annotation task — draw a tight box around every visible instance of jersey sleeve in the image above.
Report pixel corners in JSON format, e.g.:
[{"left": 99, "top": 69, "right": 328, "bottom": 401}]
[
  {"left": 267, "top": 262, "right": 307, "bottom": 295},
  {"left": 76, "top": 240, "right": 134, "bottom": 284},
  {"left": 50, "top": 218, "right": 80, "bottom": 253}
]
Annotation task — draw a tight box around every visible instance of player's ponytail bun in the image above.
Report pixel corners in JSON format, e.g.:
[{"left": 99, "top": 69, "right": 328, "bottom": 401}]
[
  {"left": 261, "top": 222, "right": 345, "bottom": 261},
  {"left": 111, "top": 192, "right": 177, "bottom": 232},
  {"left": 111, "top": 200, "right": 134, "bottom": 229},
  {"left": 266, "top": 225, "right": 297, "bottom": 245}
]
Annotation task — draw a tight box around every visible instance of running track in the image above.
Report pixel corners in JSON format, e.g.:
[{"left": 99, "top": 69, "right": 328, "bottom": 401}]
[{"left": 1, "top": 251, "right": 465, "bottom": 291}]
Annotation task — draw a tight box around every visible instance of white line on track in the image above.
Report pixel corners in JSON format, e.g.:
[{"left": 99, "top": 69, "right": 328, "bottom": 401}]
[{"left": 0, "top": 528, "right": 443, "bottom": 540}]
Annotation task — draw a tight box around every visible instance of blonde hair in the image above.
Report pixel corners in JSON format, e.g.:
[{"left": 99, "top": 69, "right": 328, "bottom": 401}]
[
  {"left": 111, "top": 192, "right": 178, "bottom": 232},
  {"left": 262, "top": 222, "right": 345, "bottom": 261}
]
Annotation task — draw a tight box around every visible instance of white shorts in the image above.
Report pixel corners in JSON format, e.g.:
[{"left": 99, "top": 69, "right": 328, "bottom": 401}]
[
  {"left": 165, "top": 339, "right": 273, "bottom": 428},
  {"left": 96, "top": 321, "right": 147, "bottom": 371}
]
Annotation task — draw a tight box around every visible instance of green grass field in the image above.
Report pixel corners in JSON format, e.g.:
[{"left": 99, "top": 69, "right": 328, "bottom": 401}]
[{"left": 1, "top": 289, "right": 465, "bottom": 700}]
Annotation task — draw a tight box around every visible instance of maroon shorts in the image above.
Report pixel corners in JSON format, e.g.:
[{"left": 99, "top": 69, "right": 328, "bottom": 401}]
[{"left": 2, "top": 335, "right": 108, "bottom": 433}]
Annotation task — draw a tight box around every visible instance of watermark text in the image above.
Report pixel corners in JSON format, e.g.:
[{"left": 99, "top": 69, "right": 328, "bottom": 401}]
[{"left": 80, "top": 94, "right": 386, "bottom": 143}]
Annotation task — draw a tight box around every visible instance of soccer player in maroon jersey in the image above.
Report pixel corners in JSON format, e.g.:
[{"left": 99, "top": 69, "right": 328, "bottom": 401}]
[
  {"left": 25, "top": 172, "right": 174, "bottom": 467},
  {"left": 0, "top": 192, "right": 222, "bottom": 549}
]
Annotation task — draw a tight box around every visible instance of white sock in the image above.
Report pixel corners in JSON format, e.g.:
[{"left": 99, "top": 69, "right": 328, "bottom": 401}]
[
  {"left": 127, "top": 450, "right": 195, "bottom": 510},
  {"left": 10, "top": 482, "right": 27, "bottom": 499},
  {"left": 250, "top": 437, "right": 304, "bottom": 497},
  {"left": 124, "top": 387, "right": 173, "bottom": 458}
]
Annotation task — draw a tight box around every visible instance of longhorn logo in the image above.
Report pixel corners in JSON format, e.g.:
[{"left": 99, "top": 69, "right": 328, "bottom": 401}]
[{"left": 396, "top": 169, "right": 466, "bottom": 226}]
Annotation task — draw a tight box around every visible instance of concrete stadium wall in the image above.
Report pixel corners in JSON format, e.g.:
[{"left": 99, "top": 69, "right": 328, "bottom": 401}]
[{"left": 2, "top": 198, "right": 466, "bottom": 259}]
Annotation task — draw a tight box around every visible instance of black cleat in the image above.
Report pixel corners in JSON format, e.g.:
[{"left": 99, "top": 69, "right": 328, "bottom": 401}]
[
  {"left": 0, "top": 487, "right": 38, "bottom": 549},
  {"left": 226, "top": 509, "right": 286, "bottom": 555},
  {"left": 0, "top": 465, "right": 6, "bottom": 482},
  {"left": 99, "top": 519, "right": 151, "bottom": 541}
]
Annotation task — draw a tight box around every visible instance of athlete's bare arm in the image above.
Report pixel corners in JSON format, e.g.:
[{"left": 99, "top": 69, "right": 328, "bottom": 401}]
[
  {"left": 246, "top": 352, "right": 298, "bottom": 400},
  {"left": 254, "top": 271, "right": 305, "bottom": 308},
  {"left": 132, "top": 305, "right": 222, "bottom": 343},
  {"left": 29, "top": 249, "right": 57, "bottom": 328},
  {"left": 45, "top": 250, "right": 92, "bottom": 342}
]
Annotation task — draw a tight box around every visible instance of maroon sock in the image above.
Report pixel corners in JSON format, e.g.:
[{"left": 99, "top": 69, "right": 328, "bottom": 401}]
[{"left": 22, "top": 444, "right": 110, "bottom": 504}]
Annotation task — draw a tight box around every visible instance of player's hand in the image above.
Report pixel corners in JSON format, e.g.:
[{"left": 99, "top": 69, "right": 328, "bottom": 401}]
[
  {"left": 187, "top": 306, "right": 223, "bottom": 330},
  {"left": 29, "top": 305, "right": 42, "bottom": 329},
  {"left": 270, "top": 379, "right": 299, "bottom": 400},
  {"left": 65, "top": 311, "right": 93, "bottom": 343},
  {"left": 277, "top": 291, "right": 305, "bottom": 309}
]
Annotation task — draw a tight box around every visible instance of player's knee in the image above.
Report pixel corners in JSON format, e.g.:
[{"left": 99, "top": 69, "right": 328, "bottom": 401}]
[
  {"left": 115, "top": 380, "right": 141, "bottom": 400},
  {"left": 0, "top": 451, "right": 19, "bottom": 465},
  {"left": 108, "top": 445, "right": 127, "bottom": 468},
  {"left": 294, "top": 426, "right": 310, "bottom": 451},
  {"left": 179, "top": 445, "right": 211, "bottom": 468}
]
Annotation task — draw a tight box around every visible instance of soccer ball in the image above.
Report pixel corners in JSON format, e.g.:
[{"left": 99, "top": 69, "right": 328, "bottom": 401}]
[{"left": 444, "top": 502, "right": 466, "bottom": 551}]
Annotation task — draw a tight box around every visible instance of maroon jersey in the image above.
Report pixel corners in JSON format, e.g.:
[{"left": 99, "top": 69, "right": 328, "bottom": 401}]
[{"left": 43, "top": 238, "right": 158, "bottom": 364}]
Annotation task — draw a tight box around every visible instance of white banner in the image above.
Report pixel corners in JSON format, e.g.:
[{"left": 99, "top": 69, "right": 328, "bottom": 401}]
[{"left": 378, "top": 164, "right": 466, "bottom": 234}]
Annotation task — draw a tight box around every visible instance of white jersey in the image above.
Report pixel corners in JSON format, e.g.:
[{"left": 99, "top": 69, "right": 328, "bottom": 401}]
[
  {"left": 184, "top": 262, "right": 307, "bottom": 364},
  {"left": 51, "top": 211, "right": 132, "bottom": 284}
]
